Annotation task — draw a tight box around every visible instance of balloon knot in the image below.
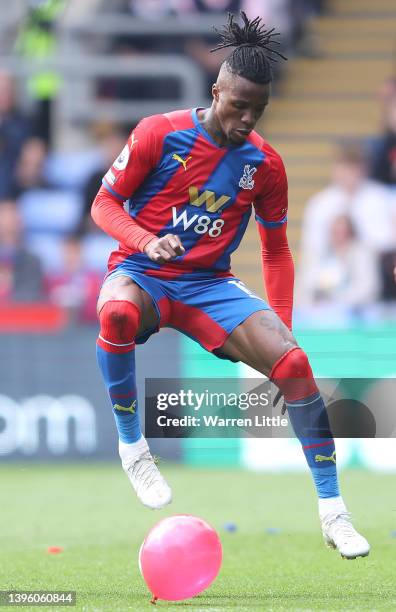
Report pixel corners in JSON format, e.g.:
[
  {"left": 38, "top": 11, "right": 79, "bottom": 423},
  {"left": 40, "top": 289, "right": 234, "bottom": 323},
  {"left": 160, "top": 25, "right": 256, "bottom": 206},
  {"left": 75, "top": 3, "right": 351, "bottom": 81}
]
[{"left": 150, "top": 595, "right": 158, "bottom": 605}]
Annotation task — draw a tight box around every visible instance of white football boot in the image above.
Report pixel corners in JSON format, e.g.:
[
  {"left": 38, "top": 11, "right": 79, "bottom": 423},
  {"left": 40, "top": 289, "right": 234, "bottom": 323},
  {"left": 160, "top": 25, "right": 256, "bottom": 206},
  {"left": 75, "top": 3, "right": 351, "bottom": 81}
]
[
  {"left": 119, "top": 437, "right": 172, "bottom": 510},
  {"left": 321, "top": 511, "right": 370, "bottom": 559}
]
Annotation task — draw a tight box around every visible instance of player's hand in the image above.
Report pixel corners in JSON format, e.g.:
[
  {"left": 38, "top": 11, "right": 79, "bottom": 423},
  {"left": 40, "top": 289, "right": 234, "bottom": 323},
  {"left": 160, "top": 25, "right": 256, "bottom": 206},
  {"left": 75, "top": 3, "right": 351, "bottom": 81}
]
[
  {"left": 273, "top": 388, "right": 287, "bottom": 415},
  {"left": 144, "top": 234, "right": 185, "bottom": 264}
]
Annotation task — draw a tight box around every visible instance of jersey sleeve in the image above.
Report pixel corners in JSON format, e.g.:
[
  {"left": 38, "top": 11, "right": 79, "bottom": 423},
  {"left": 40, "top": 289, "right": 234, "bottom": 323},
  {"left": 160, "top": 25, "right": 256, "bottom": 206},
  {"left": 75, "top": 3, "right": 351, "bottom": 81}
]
[
  {"left": 254, "top": 150, "right": 288, "bottom": 229},
  {"left": 102, "top": 114, "right": 170, "bottom": 201}
]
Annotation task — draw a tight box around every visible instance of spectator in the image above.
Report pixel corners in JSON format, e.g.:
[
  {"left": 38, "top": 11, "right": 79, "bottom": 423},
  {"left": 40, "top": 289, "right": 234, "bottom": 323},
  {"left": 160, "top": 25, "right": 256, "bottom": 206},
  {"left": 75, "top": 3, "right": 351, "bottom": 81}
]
[
  {"left": 10, "top": 137, "right": 49, "bottom": 198},
  {"left": 97, "top": 39, "right": 180, "bottom": 102},
  {"left": 380, "top": 249, "right": 396, "bottom": 301},
  {"left": 298, "top": 141, "right": 396, "bottom": 300},
  {"left": 378, "top": 207, "right": 396, "bottom": 301},
  {"left": 377, "top": 75, "right": 396, "bottom": 127},
  {"left": 289, "top": 0, "right": 326, "bottom": 57},
  {"left": 297, "top": 141, "right": 396, "bottom": 316},
  {"left": 101, "top": 0, "right": 290, "bottom": 101},
  {"left": 299, "top": 214, "right": 379, "bottom": 314},
  {"left": 371, "top": 96, "right": 396, "bottom": 186},
  {"left": 14, "top": 0, "right": 65, "bottom": 146},
  {"left": 98, "top": 0, "right": 181, "bottom": 101},
  {"left": 0, "top": 199, "right": 44, "bottom": 302},
  {"left": 45, "top": 233, "right": 101, "bottom": 323},
  {"left": 0, "top": 70, "right": 32, "bottom": 199}
]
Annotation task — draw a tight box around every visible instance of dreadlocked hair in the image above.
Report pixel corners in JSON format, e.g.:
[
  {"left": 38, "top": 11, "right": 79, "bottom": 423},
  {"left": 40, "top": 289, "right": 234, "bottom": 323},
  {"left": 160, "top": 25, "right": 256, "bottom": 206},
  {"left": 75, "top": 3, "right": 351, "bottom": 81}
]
[{"left": 211, "top": 11, "right": 287, "bottom": 85}]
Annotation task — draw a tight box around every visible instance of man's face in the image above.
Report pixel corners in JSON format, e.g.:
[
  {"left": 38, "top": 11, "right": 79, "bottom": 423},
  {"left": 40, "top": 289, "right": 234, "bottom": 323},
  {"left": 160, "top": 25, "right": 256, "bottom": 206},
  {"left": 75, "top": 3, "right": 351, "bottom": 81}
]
[
  {"left": 332, "top": 161, "right": 366, "bottom": 193},
  {"left": 212, "top": 71, "right": 270, "bottom": 145}
]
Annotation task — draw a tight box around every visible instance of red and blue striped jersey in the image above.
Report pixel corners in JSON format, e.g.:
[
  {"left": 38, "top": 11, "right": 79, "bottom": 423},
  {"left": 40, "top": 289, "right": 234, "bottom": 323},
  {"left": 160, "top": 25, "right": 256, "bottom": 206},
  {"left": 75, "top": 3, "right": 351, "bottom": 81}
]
[{"left": 102, "top": 108, "right": 288, "bottom": 279}]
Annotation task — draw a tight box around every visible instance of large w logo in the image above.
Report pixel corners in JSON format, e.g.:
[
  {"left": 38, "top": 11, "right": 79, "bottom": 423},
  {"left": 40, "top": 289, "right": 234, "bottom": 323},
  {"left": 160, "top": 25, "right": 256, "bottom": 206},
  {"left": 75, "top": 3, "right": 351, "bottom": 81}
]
[{"left": 188, "top": 186, "right": 231, "bottom": 213}]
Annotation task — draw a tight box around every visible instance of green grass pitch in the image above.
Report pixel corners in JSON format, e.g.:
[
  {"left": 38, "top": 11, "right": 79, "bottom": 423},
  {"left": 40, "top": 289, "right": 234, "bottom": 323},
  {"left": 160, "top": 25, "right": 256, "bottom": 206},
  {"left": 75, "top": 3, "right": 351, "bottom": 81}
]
[{"left": 1, "top": 463, "right": 395, "bottom": 611}]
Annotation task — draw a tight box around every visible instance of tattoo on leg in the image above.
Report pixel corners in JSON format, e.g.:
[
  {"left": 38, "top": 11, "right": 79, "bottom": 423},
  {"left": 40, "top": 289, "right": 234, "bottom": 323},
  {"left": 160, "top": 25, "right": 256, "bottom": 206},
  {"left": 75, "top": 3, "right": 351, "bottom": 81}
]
[
  {"left": 259, "top": 315, "right": 295, "bottom": 346},
  {"left": 259, "top": 315, "right": 278, "bottom": 331}
]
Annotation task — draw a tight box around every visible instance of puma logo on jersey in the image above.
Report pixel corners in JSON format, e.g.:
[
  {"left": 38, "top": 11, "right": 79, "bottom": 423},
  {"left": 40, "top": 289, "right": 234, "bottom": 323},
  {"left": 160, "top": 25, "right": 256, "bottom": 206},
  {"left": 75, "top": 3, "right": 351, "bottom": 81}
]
[
  {"left": 188, "top": 186, "right": 231, "bottom": 213},
  {"left": 173, "top": 153, "right": 192, "bottom": 171},
  {"left": 113, "top": 401, "right": 136, "bottom": 414},
  {"left": 315, "top": 450, "right": 336, "bottom": 464}
]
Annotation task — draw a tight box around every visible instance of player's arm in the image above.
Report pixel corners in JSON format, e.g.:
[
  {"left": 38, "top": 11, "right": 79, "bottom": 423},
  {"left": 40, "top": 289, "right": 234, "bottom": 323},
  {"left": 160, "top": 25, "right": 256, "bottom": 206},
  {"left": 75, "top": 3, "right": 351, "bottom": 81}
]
[
  {"left": 91, "top": 115, "right": 184, "bottom": 263},
  {"left": 258, "top": 222, "right": 294, "bottom": 330},
  {"left": 254, "top": 154, "right": 294, "bottom": 330},
  {"left": 91, "top": 188, "right": 184, "bottom": 263}
]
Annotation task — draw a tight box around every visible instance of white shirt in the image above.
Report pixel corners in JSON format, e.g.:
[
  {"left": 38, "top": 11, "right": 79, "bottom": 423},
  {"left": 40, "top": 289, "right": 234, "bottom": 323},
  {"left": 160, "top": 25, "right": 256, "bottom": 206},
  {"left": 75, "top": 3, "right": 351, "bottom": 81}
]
[
  {"left": 300, "top": 179, "right": 396, "bottom": 258},
  {"left": 297, "top": 179, "right": 396, "bottom": 305}
]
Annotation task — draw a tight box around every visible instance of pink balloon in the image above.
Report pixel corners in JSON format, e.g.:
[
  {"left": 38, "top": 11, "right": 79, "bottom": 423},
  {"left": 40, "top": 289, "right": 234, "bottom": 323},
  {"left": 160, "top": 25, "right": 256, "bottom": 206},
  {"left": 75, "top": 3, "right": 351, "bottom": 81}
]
[{"left": 139, "top": 514, "right": 222, "bottom": 601}]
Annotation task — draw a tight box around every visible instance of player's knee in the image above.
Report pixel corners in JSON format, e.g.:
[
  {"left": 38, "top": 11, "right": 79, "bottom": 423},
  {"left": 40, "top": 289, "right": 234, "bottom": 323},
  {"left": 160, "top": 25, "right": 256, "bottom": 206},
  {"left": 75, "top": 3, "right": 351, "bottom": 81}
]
[
  {"left": 99, "top": 300, "right": 141, "bottom": 345},
  {"left": 277, "top": 347, "right": 311, "bottom": 378},
  {"left": 270, "top": 346, "right": 318, "bottom": 402}
]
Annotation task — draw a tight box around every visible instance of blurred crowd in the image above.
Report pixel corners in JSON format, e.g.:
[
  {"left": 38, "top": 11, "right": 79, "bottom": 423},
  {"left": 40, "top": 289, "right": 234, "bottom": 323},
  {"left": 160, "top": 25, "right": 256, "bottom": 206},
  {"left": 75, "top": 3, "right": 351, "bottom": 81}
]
[
  {"left": 97, "top": 0, "right": 326, "bottom": 100},
  {"left": 296, "top": 88, "right": 396, "bottom": 325},
  {"left": 3, "top": 65, "right": 396, "bottom": 326},
  {"left": 0, "top": 68, "right": 123, "bottom": 323},
  {"left": 2, "top": 0, "right": 396, "bottom": 328},
  {"left": 0, "top": 0, "right": 327, "bottom": 327}
]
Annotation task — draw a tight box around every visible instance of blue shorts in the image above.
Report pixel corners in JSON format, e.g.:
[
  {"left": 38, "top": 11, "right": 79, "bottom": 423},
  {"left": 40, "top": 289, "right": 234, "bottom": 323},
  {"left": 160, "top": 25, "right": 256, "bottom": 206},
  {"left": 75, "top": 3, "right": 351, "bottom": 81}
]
[{"left": 105, "top": 263, "right": 271, "bottom": 358}]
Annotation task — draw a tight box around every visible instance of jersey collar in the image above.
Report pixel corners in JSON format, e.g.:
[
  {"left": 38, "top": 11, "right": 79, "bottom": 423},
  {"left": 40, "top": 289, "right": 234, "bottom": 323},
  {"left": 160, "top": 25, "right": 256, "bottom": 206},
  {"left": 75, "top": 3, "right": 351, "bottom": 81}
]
[{"left": 192, "top": 107, "right": 243, "bottom": 149}]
